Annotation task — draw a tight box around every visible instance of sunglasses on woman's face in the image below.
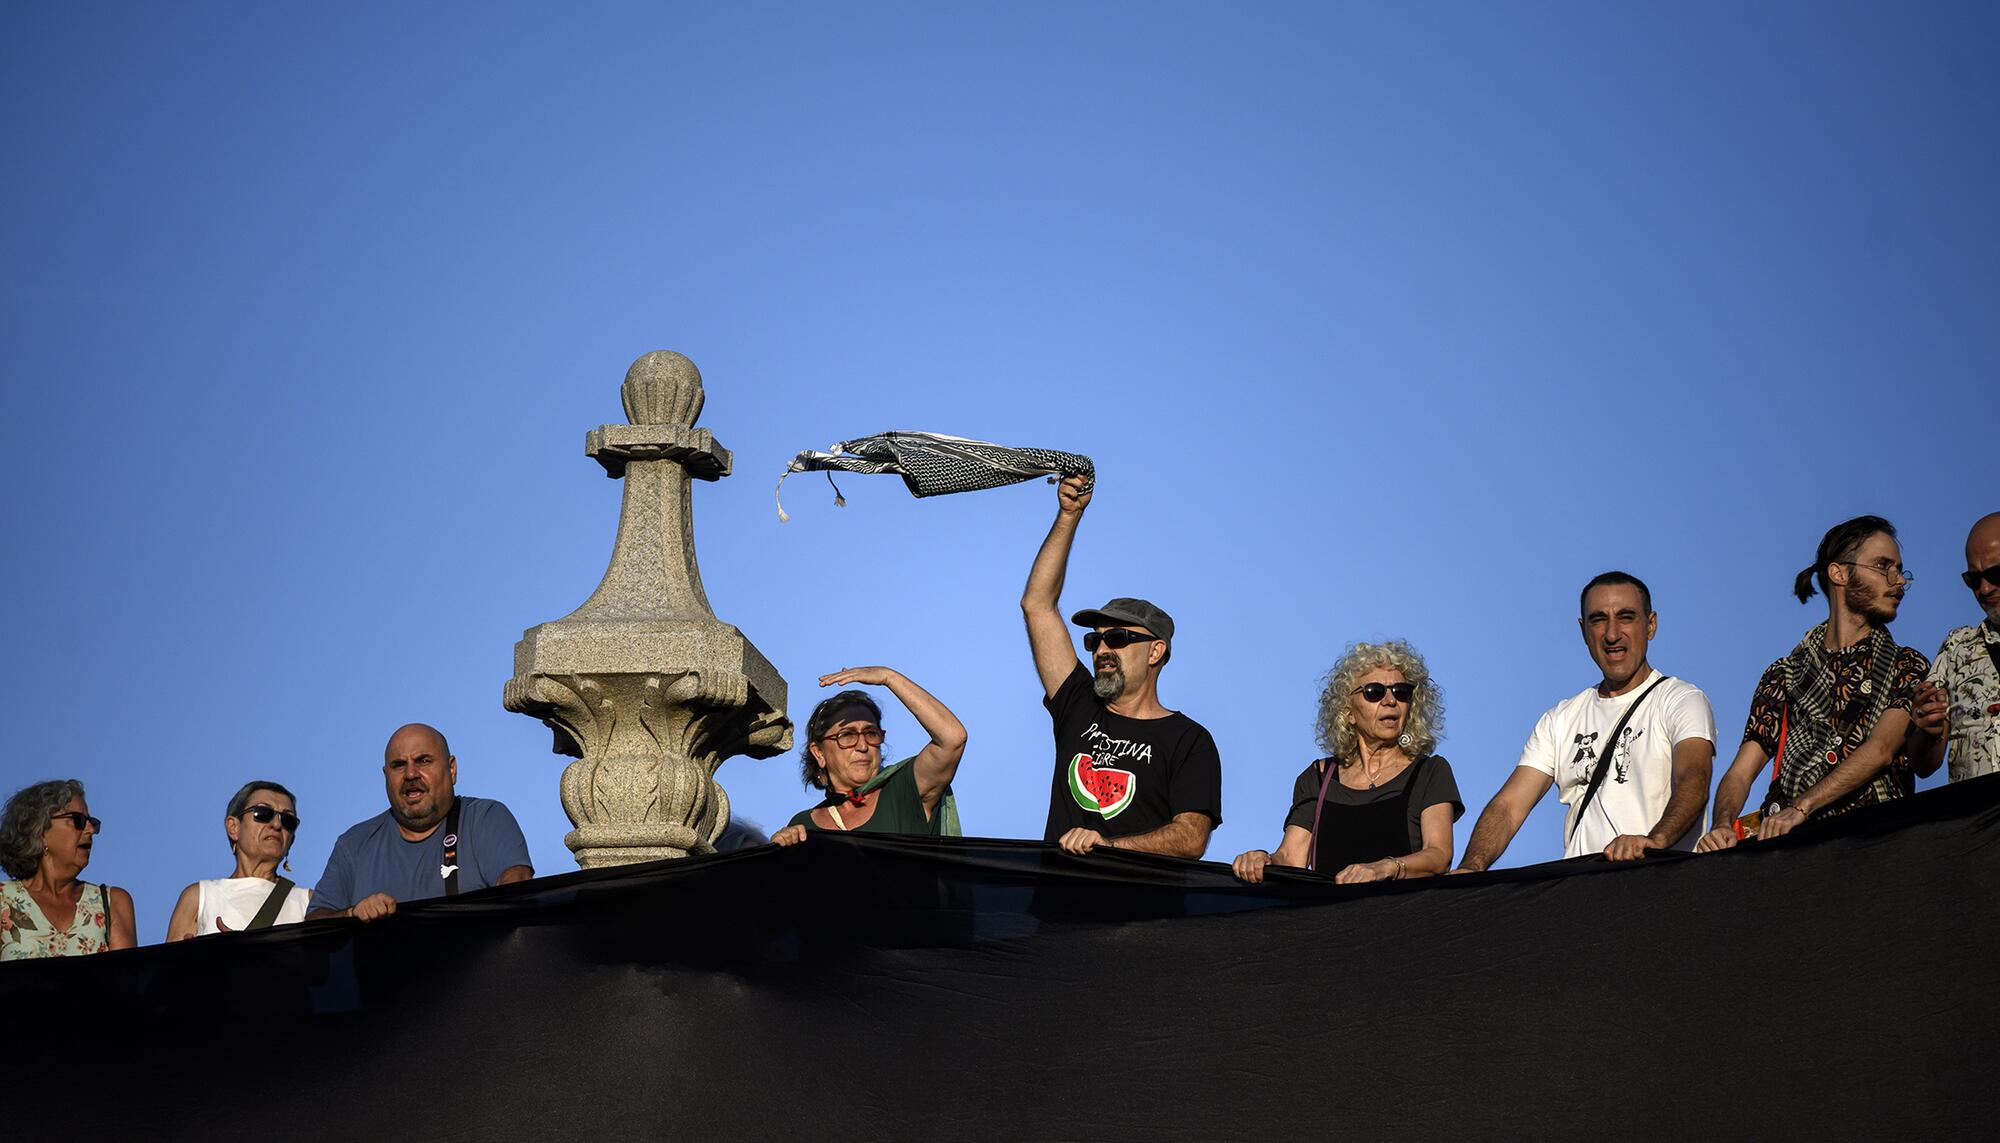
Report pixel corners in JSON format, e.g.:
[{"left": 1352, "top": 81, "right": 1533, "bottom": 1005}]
[
  {"left": 1353, "top": 682, "right": 1416, "bottom": 703},
  {"left": 1083, "top": 628, "right": 1157, "bottom": 653},
  {"left": 50, "top": 812, "right": 101, "bottom": 833},
  {"left": 1964, "top": 567, "right": 2000, "bottom": 591},
  {"left": 242, "top": 804, "right": 301, "bottom": 832}
]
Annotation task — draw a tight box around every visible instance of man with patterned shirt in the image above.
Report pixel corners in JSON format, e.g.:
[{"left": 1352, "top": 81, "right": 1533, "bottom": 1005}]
[
  {"left": 1699, "top": 516, "right": 1938, "bottom": 852},
  {"left": 1920, "top": 513, "right": 2000, "bottom": 782}
]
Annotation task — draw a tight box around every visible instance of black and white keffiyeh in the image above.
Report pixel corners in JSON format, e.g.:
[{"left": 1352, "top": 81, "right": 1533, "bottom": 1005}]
[
  {"left": 776, "top": 431, "right": 1094, "bottom": 521},
  {"left": 1769, "top": 621, "right": 1902, "bottom": 808}
]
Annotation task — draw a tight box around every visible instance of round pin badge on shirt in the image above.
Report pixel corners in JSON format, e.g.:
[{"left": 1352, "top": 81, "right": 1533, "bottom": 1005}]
[
  {"left": 1860, "top": 679, "right": 1872, "bottom": 695},
  {"left": 443, "top": 834, "right": 458, "bottom": 848}
]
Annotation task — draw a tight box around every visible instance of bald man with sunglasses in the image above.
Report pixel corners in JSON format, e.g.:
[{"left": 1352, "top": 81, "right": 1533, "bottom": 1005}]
[
  {"left": 1917, "top": 512, "right": 2000, "bottom": 782},
  {"left": 1021, "top": 475, "right": 1221, "bottom": 857}
]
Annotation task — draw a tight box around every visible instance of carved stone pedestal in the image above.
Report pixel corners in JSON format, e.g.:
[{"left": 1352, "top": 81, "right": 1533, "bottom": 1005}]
[{"left": 504, "top": 351, "right": 790, "bottom": 867}]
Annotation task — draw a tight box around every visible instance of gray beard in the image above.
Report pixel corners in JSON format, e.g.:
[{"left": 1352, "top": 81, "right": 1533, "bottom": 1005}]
[
  {"left": 1092, "top": 663, "right": 1126, "bottom": 700},
  {"left": 392, "top": 795, "right": 443, "bottom": 832}
]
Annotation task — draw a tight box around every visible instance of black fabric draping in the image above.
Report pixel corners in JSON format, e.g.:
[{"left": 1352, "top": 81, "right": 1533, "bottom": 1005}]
[{"left": 7, "top": 775, "right": 2000, "bottom": 1141}]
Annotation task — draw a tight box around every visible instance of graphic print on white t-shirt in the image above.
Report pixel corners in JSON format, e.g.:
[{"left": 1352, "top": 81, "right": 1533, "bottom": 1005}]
[
  {"left": 1568, "top": 732, "right": 1599, "bottom": 780},
  {"left": 1567, "top": 727, "right": 1647, "bottom": 788},
  {"left": 1612, "top": 726, "right": 1643, "bottom": 784}
]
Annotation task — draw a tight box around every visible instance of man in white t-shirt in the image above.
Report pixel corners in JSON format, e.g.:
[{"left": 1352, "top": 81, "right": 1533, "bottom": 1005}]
[{"left": 1454, "top": 571, "right": 1717, "bottom": 871}]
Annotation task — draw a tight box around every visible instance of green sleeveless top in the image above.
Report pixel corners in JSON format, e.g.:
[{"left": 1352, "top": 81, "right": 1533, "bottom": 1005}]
[{"left": 788, "top": 758, "right": 957, "bottom": 836}]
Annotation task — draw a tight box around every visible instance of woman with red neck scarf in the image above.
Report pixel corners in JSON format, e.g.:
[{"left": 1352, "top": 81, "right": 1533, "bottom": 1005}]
[{"left": 772, "top": 667, "right": 967, "bottom": 844}]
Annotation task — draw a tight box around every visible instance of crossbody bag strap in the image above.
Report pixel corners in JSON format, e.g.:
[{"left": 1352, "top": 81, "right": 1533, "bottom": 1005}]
[
  {"left": 1567, "top": 676, "right": 1670, "bottom": 846},
  {"left": 441, "top": 798, "right": 462, "bottom": 897},
  {"left": 246, "top": 877, "right": 295, "bottom": 931},
  {"left": 100, "top": 883, "right": 113, "bottom": 942},
  {"left": 1305, "top": 759, "right": 1340, "bottom": 872}
]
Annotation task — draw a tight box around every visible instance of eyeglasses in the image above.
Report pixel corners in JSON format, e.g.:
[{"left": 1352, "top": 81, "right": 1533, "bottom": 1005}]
[
  {"left": 819, "top": 727, "right": 885, "bottom": 750},
  {"left": 1353, "top": 682, "right": 1416, "bottom": 703},
  {"left": 49, "top": 812, "right": 101, "bottom": 833},
  {"left": 1083, "top": 629, "right": 1158, "bottom": 652},
  {"left": 242, "top": 804, "right": 301, "bottom": 832},
  {"left": 1838, "top": 561, "right": 1913, "bottom": 585},
  {"left": 1964, "top": 567, "right": 2000, "bottom": 591}
]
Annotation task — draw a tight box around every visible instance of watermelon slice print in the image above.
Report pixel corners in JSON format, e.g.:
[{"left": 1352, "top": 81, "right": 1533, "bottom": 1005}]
[{"left": 1067, "top": 753, "right": 1136, "bottom": 819}]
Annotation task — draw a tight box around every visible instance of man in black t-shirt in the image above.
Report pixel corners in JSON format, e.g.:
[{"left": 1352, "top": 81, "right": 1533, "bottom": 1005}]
[{"left": 1020, "top": 474, "right": 1222, "bottom": 856}]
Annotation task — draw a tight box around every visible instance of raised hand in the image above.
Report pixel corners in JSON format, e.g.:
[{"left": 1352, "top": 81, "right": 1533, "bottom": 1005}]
[
  {"left": 1055, "top": 473, "right": 1093, "bottom": 515},
  {"left": 818, "top": 666, "right": 898, "bottom": 689}
]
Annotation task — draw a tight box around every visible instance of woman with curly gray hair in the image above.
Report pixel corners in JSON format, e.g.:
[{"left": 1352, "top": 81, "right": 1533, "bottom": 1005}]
[
  {"left": 1232, "top": 641, "right": 1463, "bottom": 884},
  {"left": 0, "top": 779, "right": 136, "bottom": 959}
]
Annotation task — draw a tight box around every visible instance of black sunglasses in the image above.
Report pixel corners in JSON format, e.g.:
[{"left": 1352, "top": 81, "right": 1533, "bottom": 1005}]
[
  {"left": 1964, "top": 567, "right": 2000, "bottom": 591},
  {"left": 1083, "top": 629, "right": 1158, "bottom": 652},
  {"left": 50, "top": 811, "right": 101, "bottom": 833},
  {"left": 242, "top": 804, "right": 301, "bottom": 832},
  {"left": 1354, "top": 682, "right": 1416, "bottom": 703}
]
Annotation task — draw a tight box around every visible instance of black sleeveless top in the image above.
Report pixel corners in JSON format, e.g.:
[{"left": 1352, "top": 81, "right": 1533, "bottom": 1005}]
[{"left": 1287, "top": 755, "right": 1464, "bottom": 873}]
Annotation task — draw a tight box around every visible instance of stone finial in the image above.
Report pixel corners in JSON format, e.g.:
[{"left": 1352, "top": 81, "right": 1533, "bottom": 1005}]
[
  {"left": 504, "top": 351, "right": 790, "bottom": 867},
  {"left": 622, "top": 350, "right": 705, "bottom": 427}
]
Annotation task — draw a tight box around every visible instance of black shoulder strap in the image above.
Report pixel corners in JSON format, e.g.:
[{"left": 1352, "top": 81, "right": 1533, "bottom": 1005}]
[
  {"left": 246, "top": 877, "right": 295, "bottom": 931},
  {"left": 1568, "top": 676, "right": 1670, "bottom": 846},
  {"left": 441, "top": 798, "right": 462, "bottom": 897},
  {"left": 100, "top": 883, "right": 113, "bottom": 941}
]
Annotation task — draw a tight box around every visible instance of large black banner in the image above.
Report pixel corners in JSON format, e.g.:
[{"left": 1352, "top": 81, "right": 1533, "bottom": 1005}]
[{"left": 8, "top": 775, "right": 1997, "bottom": 1141}]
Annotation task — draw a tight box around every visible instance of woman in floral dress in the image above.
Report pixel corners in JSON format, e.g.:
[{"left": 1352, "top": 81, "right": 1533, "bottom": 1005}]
[{"left": 0, "top": 779, "right": 137, "bottom": 960}]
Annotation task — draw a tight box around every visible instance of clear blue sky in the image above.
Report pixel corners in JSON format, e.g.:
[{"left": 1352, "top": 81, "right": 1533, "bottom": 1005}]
[{"left": 2, "top": 3, "right": 1991, "bottom": 940}]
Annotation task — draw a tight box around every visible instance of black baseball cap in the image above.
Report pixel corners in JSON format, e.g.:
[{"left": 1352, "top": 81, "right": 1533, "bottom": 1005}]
[{"left": 1070, "top": 597, "right": 1175, "bottom": 645}]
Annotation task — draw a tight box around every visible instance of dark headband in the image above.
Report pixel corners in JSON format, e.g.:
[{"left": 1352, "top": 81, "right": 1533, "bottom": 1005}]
[{"left": 811, "top": 698, "right": 880, "bottom": 739}]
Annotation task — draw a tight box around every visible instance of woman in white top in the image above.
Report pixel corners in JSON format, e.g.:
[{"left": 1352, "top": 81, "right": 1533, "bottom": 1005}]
[{"left": 166, "top": 780, "right": 312, "bottom": 939}]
